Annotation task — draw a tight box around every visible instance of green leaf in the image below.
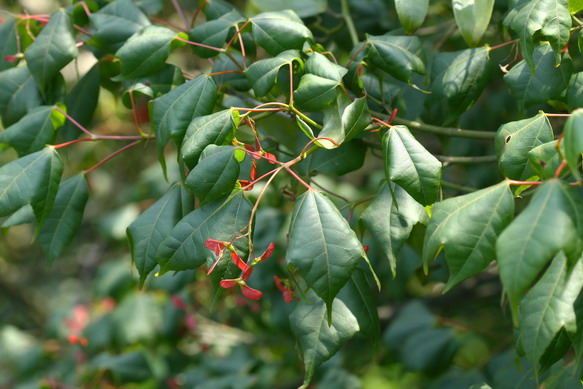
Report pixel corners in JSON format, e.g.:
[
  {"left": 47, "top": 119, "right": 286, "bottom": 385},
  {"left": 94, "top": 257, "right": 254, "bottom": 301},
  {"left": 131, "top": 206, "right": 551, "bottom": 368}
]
[
  {"left": 394, "top": 0, "right": 428, "bottom": 34},
  {"left": 423, "top": 181, "right": 514, "bottom": 291},
  {"left": 366, "top": 35, "right": 426, "bottom": 83},
  {"left": 286, "top": 191, "right": 365, "bottom": 321},
  {"left": 121, "top": 64, "right": 184, "bottom": 108},
  {"left": 567, "top": 72, "right": 583, "bottom": 110},
  {"left": 570, "top": 0, "right": 583, "bottom": 13},
  {"left": 528, "top": 140, "right": 563, "bottom": 179},
  {"left": 342, "top": 97, "right": 371, "bottom": 142},
  {"left": 24, "top": 9, "right": 78, "bottom": 86},
  {"left": 300, "top": 140, "right": 367, "bottom": 176},
  {"left": 453, "top": 0, "right": 495, "bottom": 47},
  {"left": 562, "top": 108, "right": 583, "bottom": 179},
  {"left": 0, "top": 18, "right": 18, "bottom": 71},
  {"left": 1, "top": 205, "right": 34, "bottom": 228},
  {"left": 385, "top": 301, "right": 436, "bottom": 349},
  {"left": 401, "top": 328, "right": 458, "bottom": 374},
  {"left": 61, "top": 64, "right": 101, "bottom": 140},
  {"left": 503, "top": 43, "right": 572, "bottom": 111},
  {"left": 383, "top": 125, "right": 442, "bottom": 206},
  {"left": 428, "top": 47, "right": 492, "bottom": 124},
  {"left": 127, "top": 183, "right": 192, "bottom": 287},
  {"left": 203, "top": 0, "right": 244, "bottom": 20},
  {"left": 245, "top": 50, "right": 300, "bottom": 97},
  {"left": 0, "top": 66, "right": 42, "bottom": 128},
  {"left": 362, "top": 181, "right": 427, "bottom": 276},
  {"left": 212, "top": 53, "right": 250, "bottom": 91},
  {"left": 504, "top": 0, "right": 570, "bottom": 72},
  {"left": 0, "top": 106, "right": 60, "bottom": 156},
  {"left": 188, "top": 11, "right": 243, "bottom": 58},
  {"left": 294, "top": 75, "right": 339, "bottom": 112},
  {"left": 252, "top": 0, "right": 327, "bottom": 18},
  {"left": 338, "top": 268, "right": 381, "bottom": 346},
  {"left": 0, "top": 147, "right": 63, "bottom": 227},
  {"left": 290, "top": 291, "right": 359, "bottom": 389},
  {"left": 151, "top": 75, "right": 217, "bottom": 174},
  {"left": 185, "top": 145, "right": 244, "bottom": 205},
  {"left": 180, "top": 109, "right": 238, "bottom": 169},
  {"left": 495, "top": 112, "right": 554, "bottom": 180},
  {"left": 305, "top": 52, "right": 347, "bottom": 83},
  {"left": 497, "top": 179, "right": 583, "bottom": 315},
  {"left": 38, "top": 174, "right": 89, "bottom": 266},
  {"left": 88, "top": 0, "right": 151, "bottom": 52},
  {"left": 156, "top": 191, "right": 252, "bottom": 274},
  {"left": 115, "top": 25, "right": 179, "bottom": 80},
  {"left": 250, "top": 10, "right": 313, "bottom": 56},
  {"left": 518, "top": 252, "right": 583, "bottom": 370}
]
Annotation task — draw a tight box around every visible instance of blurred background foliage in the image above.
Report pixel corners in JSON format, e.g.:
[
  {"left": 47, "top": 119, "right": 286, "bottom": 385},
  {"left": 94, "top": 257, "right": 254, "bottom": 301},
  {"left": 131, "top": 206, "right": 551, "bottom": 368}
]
[{"left": 1, "top": 0, "right": 582, "bottom": 388}]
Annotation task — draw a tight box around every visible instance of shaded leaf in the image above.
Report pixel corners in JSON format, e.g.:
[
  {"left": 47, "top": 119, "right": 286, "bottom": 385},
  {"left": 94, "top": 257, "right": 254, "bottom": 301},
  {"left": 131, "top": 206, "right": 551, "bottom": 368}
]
[
  {"left": 383, "top": 125, "right": 442, "bottom": 206},
  {"left": 401, "top": 328, "right": 458, "bottom": 374},
  {"left": 188, "top": 11, "right": 243, "bottom": 58},
  {"left": 567, "top": 72, "right": 583, "bottom": 110},
  {"left": 366, "top": 35, "right": 425, "bottom": 83},
  {"left": 528, "top": 140, "right": 563, "bottom": 179},
  {"left": 423, "top": 181, "right": 514, "bottom": 291},
  {"left": 61, "top": 64, "right": 101, "bottom": 140},
  {"left": 121, "top": 63, "right": 184, "bottom": 108},
  {"left": 562, "top": 108, "right": 583, "bottom": 179},
  {"left": 495, "top": 112, "right": 554, "bottom": 180},
  {"left": 300, "top": 140, "right": 367, "bottom": 176},
  {"left": 384, "top": 300, "right": 435, "bottom": 349},
  {"left": 0, "top": 66, "right": 42, "bottom": 127},
  {"left": 245, "top": 50, "right": 300, "bottom": 97},
  {"left": 0, "top": 106, "right": 60, "bottom": 156},
  {"left": 0, "top": 18, "right": 18, "bottom": 71},
  {"left": 453, "top": 0, "right": 495, "bottom": 47},
  {"left": 250, "top": 11, "right": 312, "bottom": 56},
  {"left": 394, "top": 0, "right": 428, "bottom": 34},
  {"left": 1, "top": 205, "right": 34, "bottom": 228}
]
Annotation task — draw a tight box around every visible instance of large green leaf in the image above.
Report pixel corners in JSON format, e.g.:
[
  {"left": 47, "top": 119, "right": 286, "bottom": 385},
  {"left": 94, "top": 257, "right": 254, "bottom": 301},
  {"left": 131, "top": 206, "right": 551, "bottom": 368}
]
[
  {"left": 156, "top": 191, "right": 252, "bottom": 274},
  {"left": 0, "top": 18, "right": 18, "bottom": 71},
  {"left": 180, "top": 109, "right": 238, "bottom": 169},
  {"left": 127, "top": 183, "right": 193, "bottom": 287},
  {"left": 290, "top": 291, "right": 359, "bottom": 389},
  {"left": 150, "top": 75, "right": 218, "bottom": 173},
  {"left": 188, "top": 11, "right": 243, "bottom": 58},
  {"left": 286, "top": 191, "right": 365, "bottom": 320},
  {"left": 423, "top": 181, "right": 514, "bottom": 291},
  {"left": 570, "top": 0, "right": 583, "bottom": 12},
  {"left": 115, "top": 25, "right": 180, "bottom": 80},
  {"left": 495, "top": 112, "right": 554, "bottom": 180},
  {"left": 38, "top": 174, "right": 89, "bottom": 266},
  {"left": 0, "top": 106, "right": 60, "bottom": 156},
  {"left": 504, "top": 0, "right": 570, "bottom": 72},
  {"left": 317, "top": 94, "right": 371, "bottom": 148},
  {"left": 362, "top": 181, "right": 427, "bottom": 276},
  {"left": 366, "top": 35, "right": 425, "bottom": 83},
  {"left": 562, "top": 108, "right": 583, "bottom": 180},
  {"left": 503, "top": 43, "right": 572, "bottom": 111},
  {"left": 394, "top": 0, "right": 428, "bottom": 34},
  {"left": 300, "top": 140, "right": 367, "bottom": 176},
  {"left": 61, "top": 64, "right": 101, "bottom": 140},
  {"left": 294, "top": 75, "right": 340, "bottom": 112},
  {"left": 24, "top": 9, "right": 78, "bottom": 86},
  {"left": 518, "top": 252, "right": 583, "bottom": 370},
  {"left": 245, "top": 50, "right": 301, "bottom": 97},
  {"left": 121, "top": 64, "right": 184, "bottom": 108},
  {"left": 428, "top": 47, "right": 491, "bottom": 124},
  {"left": 88, "top": 0, "right": 151, "bottom": 52},
  {"left": 453, "top": 0, "right": 495, "bottom": 47},
  {"left": 383, "top": 125, "right": 442, "bottom": 206},
  {"left": 250, "top": 11, "right": 313, "bottom": 56},
  {"left": 0, "top": 66, "right": 42, "bottom": 128},
  {"left": 497, "top": 179, "right": 583, "bottom": 314},
  {"left": 304, "top": 52, "right": 347, "bottom": 83},
  {"left": 0, "top": 147, "right": 63, "bottom": 228},
  {"left": 185, "top": 145, "right": 245, "bottom": 205}
]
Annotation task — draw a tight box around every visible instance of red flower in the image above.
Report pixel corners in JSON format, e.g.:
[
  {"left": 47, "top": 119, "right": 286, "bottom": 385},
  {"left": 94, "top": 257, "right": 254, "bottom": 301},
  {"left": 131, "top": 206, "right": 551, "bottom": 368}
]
[
  {"left": 259, "top": 243, "right": 275, "bottom": 262},
  {"left": 274, "top": 276, "right": 294, "bottom": 303},
  {"left": 220, "top": 279, "right": 238, "bottom": 288},
  {"left": 231, "top": 250, "right": 249, "bottom": 272},
  {"left": 220, "top": 278, "right": 263, "bottom": 301},
  {"left": 205, "top": 238, "right": 227, "bottom": 256}
]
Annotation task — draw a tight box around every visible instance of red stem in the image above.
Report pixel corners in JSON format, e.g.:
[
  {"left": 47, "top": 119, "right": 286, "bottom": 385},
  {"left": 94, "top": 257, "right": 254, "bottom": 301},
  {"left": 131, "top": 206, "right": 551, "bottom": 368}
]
[
  {"left": 345, "top": 42, "right": 369, "bottom": 67},
  {"left": 285, "top": 166, "right": 313, "bottom": 190},
  {"left": 55, "top": 106, "right": 94, "bottom": 136},
  {"left": 150, "top": 16, "right": 186, "bottom": 32},
  {"left": 174, "top": 36, "right": 223, "bottom": 52},
  {"left": 489, "top": 39, "right": 519, "bottom": 51},
  {"left": 507, "top": 180, "right": 543, "bottom": 186},
  {"left": 171, "top": 0, "right": 190, "bottom": 31},
  {"left": 53, "top": 138, "right": 94, "bottom": 149},
  {"left": 240, "top": 168, "right": 279, "bottom": 190},
  {"left": 191, "top": 0, "right": 207, "bottom": 28},
  {"left": 128, "top": 90, "right": 144, "bottom": 136},
  {"left": 207, "top": 70, "right": 243, "bottom": 77},
  {"left": 545, "top": 113, "right": 571, "bottom": 117},
  {"left": 554, "top": 160, "right": 568, "bottom": 178},
  {"left": 84, "top": 141, "right": 142, "bottom": 175}
]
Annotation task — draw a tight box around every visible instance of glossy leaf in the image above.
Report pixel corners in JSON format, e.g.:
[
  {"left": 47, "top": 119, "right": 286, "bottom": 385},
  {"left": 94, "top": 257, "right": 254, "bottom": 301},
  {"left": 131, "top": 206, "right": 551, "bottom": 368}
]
[
  {"left": 156, "top": 191, "right": 252, "bottom": 274},
  {"left": 503, "top": 44, "right": 572, "bottom": 111},
  {"left": 0, "top": 106, "right": 60, "bottom": 156},
  {"left": 570, "top": 0, "right": 583, "bottom": 13},
  {"left": 495, "top": 112, "right": 554, "bottom": 180},
  {"left": 253, "top": 0, "right": 326, "bottom": 17},
  {"left": 151, "top": 75, "right": 217, "bottom": 173},
  {"left": 188, "top": 11, "right": 243, "bottom": 58},
  {"left": 562, "top": 108, "right": 583, "bottom": 179},
  {"left": 38, "top": 174, "right": 89, "bottom": 266},
  {"left": 294, "top": 75, "right": 340, "bottom": 112},
  {"left": 342, "top": 97, "right": 371, "bottom": 142},
  {"left": 423, "top": 181, "right": 514, "bottom": 291},
  {"left": 127, "top": 183, "right": 193, "bottom": 287},
  {"left": 383, "top": 125, "right": 442, "bottom": 206},
  {"left": 88, "top": 0, "right": 151, "bottom": 52},
  {"left": 528, "top": 140, "right": 563, "bottom": 179},
  {"left": 115, "top": 25, "right": 179, "bottom": 79},
  {"left": 250, "top": 11, "right": 313, "bottom": 56},
  {"left": 300, "top": 140, "right": 367, "bottom": 176},
  {"left": 287, "top": 191, "right": 365, "bottom": 320},
  {"left": 518, "top": 252, "right": 583, "bottom": 369},
  {"left": 305, "top": 52, "right": 347, "bottom": 83},
  {"left": 181, "top": 109, "right": 238, "bottom": 169},
  {"left": 497, "top": 179, "right": 583, "bottom": 314},
  {"left": 290, "top": 292, "right": 359, "bottom": 389},
  {"left": 245, "top": 50, "right": 300, "bottom": 97},
  {"left": 394, "top": 0, "right": 428, "bottom": 34},
  {"left": 453, "top": 0, "right": 495, "bottom": 47},
  {"left": 504, "top": 0, "right": 570, "bottom": 72},
  {"left": 24, "top": 9, "right": 78, "bottom": 86},
  {"left": 61, "top": 64, "right": 101, "bottom": 140},
  {"left": 185, "top": 145, "right": 245, "bottom": 205},
  {"left": 0, "top": 66, "right": 42, "bottom": 128},
  {"left": 366, "top": 35, "right": 425, "bottom": 83},
  {"left": 0, "top": 18, "right": 18, "bottom": 71},
  {"left": 362, "top": 181, "right": 427, "bottom": 276}
]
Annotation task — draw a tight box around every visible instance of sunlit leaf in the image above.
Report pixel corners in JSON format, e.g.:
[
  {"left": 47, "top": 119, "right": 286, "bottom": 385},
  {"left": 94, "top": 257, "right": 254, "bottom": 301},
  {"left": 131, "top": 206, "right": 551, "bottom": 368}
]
[
  {"left": 366, "top": 35, "right": 425, "bottom": 83},
  {"left": 250, "top": 10, "right": 312, "bottom": 56},
  {"left": 562, "top": 108, "right": 583, "bottom": 179},
  {"left": 453, "top": 0, "right": 495, "bottom": 47},
  {"left": 394, "top": 0, "right": 428, "bottom": 34},
  {"left": 0, "top": 106, "right": 60, "bottom": 156}
]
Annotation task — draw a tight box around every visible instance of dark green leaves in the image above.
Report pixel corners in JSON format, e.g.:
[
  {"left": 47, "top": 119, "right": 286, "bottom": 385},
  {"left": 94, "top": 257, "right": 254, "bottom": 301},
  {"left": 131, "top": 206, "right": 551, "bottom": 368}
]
[
  {"left": 497, "top": 179, "right": 583, "bottom": 314},
  {"left": 317, "top": 95, "right": 370, "bottom": 148},
  {"left": 394, "top": 0, "right": 428, "bottom": 34},
  {"left": 24, "top": 9, "right": 78, "bottom": 86},
  {"left": 245, "top": 50, "right": 300, "bottom": 97},
  {"left": 0, "top": 18, "right": 18, "bottom": 70},
  {"left": 528, "top": 140, "right": 563, "bottom": 179},
  {"left": 0, "top": 106, "right": 61, "bottom": 156},
  {"left": 61, "top": 64, "right": 100, "bottom": 140},
  {"left": 453, "top": 0, "right": 495, "bottom": 47},
  {"left": 250, "top": 11, "right": 312, "bottom": 56},
  {"left": 495, "top": 112, "right": 554, "bottom": 180},
  {"left": 383, "top": 126, "right": 442, "bottom": 206},
  {"left": 188, "top": 11, "right": 243, "bottom": 58},
  {"left": 423, "top": 182, "right": 514, "bottom": 291},
  {"left": 0, "top": 66, "right": 42, "bottom": 128},
  {"left": 156, "top": 191, "right": 252, "bottom": 274},
  {"left": 562, "top": 109, "right": 583, "bottom": 179},
  {"left": 366, "top": 35, "right": 425, "bottom": 83},
  {"left": 287, "top": 191, "right": 365, "bottom": 320},
  {"left": 127, "top": 184, "right": 193, "bottom": 287}
]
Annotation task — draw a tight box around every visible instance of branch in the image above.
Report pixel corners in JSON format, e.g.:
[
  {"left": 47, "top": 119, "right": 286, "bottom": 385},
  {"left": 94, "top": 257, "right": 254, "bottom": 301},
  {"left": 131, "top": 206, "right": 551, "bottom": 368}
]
[
  {"left": 437, "top": 155, "right": 498, "bottom": 165},
  {"left": 340, "top": 0, "right": 359, "bottom": 46},
  {"left": 390, "top": 116, "right": 496, "bottom": 140}
]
